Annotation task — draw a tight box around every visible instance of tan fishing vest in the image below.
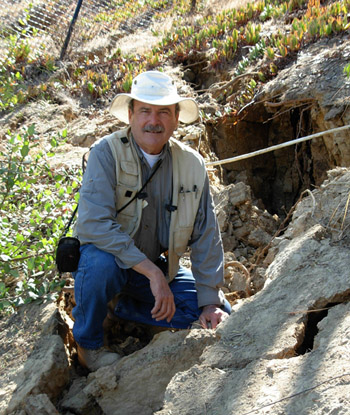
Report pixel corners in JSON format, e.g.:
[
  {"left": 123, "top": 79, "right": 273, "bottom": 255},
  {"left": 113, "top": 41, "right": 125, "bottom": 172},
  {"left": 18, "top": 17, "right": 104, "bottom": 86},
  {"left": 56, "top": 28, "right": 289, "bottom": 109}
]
[{"left": 104, "top": 127, "right": 206, "bottom": 281}]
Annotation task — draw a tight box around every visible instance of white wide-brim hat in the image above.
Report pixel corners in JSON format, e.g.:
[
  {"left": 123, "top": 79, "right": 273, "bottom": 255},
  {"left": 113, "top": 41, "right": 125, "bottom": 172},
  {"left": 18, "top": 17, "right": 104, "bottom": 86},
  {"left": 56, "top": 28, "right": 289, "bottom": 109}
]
[{"left": 109, "top": 71, "right": 199, "bottom": 124}]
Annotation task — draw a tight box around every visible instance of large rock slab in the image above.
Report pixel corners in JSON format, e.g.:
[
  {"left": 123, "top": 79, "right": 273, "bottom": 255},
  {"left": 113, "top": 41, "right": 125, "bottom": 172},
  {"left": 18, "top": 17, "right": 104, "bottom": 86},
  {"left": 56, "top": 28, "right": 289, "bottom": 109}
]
[
  {"left": 155, "top": 168, "right": 350, "bottom": 415},
  {"left": 0, "top": 301, "right": 69, "bottom": 415},
  {"left": 83, "top": 329, "right": 217, "bottom": 415},
  {"left": 158, "top": 302, "right": 350, "bottom": 415}
]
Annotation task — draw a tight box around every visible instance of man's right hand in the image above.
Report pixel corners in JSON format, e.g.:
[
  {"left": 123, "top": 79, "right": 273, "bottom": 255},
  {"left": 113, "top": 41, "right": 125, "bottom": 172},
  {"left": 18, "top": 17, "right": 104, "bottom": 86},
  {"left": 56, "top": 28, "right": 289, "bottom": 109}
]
[{"left": 132, "top": 259, "right": 176, "bottom": 323}]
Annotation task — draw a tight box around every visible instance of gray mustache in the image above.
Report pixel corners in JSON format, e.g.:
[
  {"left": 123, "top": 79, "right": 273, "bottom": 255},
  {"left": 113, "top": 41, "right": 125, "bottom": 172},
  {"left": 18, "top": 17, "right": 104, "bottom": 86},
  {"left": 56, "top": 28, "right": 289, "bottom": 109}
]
[{"left": 143, "top": 125, "right": 165, "bottom": 133}]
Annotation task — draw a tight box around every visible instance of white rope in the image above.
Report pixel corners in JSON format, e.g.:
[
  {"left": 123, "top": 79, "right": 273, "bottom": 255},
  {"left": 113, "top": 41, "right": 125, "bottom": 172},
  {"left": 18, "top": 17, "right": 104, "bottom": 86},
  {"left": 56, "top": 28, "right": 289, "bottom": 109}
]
[{"left": 205, "top": 124, "right": 350, "bottom": 167}]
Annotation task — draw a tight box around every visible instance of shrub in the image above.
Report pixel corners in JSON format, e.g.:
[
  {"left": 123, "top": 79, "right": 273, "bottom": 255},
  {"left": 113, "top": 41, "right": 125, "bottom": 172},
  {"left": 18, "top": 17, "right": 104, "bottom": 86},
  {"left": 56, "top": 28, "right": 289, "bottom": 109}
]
[{"left": 0, "top": 125, "right": 81, "bottom": 314}]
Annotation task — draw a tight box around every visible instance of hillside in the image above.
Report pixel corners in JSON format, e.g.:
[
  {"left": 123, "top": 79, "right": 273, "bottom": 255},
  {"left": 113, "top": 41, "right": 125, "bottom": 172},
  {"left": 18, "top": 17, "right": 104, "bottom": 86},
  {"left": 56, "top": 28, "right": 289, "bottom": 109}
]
[{"left": 1, "top": 0, "right": 350, "bottom": 413}]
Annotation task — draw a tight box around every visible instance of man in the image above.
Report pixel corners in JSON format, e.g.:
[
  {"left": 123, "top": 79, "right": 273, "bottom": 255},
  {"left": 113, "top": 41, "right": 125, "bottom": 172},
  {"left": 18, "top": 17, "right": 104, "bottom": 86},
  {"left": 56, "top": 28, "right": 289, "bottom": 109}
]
[{"left": 73, "top": 71, "right": 231, "bottom": 371}]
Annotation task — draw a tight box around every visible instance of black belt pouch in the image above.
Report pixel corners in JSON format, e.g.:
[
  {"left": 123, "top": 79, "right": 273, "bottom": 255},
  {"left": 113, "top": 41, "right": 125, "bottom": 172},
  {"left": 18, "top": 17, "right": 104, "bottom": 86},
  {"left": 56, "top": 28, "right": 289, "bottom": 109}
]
[{"left": 56, "top": 237, "right": 81, "bottom": 273}]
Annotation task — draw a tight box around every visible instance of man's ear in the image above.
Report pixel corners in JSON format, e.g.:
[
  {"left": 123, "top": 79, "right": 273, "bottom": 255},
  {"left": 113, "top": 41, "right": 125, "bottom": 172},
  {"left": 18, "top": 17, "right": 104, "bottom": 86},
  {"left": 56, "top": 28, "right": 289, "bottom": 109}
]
[
  {"left": 175, "top": 110, "right": 180, "bottom": 127},
  {"left": 128, "top": 107, "right": 133, "bottom": 122}
]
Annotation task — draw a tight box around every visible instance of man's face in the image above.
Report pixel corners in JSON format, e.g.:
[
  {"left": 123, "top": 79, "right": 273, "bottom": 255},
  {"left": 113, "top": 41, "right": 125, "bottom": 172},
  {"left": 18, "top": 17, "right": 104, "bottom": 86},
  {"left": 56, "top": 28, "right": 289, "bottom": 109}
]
[{"left": 128, "top": 100, "right": 179, "bottom": 155}]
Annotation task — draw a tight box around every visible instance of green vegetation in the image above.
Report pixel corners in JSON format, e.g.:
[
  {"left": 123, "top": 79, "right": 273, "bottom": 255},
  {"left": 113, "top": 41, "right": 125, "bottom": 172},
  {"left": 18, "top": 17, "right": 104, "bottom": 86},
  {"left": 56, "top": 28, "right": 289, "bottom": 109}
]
[
  {"left": 1, "top": 0, "right": 349, "bottom": 112},
  {"left": 0, "top": 126, "right": 81, "bottom": 314},
  {"left": 0, "top": 34, "right": 57, "bottom": 111},
  {"left": 3, "top": 0, "right": 348, "bottom": 114}
]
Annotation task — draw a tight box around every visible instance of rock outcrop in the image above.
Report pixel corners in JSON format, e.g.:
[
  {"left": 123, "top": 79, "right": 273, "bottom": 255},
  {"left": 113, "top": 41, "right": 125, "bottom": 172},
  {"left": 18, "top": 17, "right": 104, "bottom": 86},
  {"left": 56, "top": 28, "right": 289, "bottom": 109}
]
[
  {"left": 0, "top": 302, "right": 69, "bottom": 415},
  {"left": 156, "top": 167, "right": 350, "bottom": 415}
]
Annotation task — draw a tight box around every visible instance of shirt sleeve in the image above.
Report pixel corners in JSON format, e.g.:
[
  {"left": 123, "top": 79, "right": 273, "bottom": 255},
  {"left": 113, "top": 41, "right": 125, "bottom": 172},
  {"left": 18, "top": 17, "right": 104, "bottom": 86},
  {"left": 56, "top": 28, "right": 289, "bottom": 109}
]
[
  {"left": 189, "top": 174, "right": 225, "bottom": 308},
  {"left": 75, "top": 139, "right": 147, "bottom": 268}
]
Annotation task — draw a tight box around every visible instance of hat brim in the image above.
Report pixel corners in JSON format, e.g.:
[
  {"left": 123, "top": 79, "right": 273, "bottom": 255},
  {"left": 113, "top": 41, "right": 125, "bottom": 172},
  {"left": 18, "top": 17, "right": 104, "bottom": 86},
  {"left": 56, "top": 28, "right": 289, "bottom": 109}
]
[{"left": 109, "top": 93, "right": 199, "bottom": 124}]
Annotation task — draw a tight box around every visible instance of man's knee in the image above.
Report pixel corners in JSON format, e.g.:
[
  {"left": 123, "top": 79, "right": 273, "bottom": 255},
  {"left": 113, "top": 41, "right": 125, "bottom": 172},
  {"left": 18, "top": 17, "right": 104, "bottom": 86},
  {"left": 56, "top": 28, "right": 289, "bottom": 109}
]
[{"left": 73, "top": 244, "right": 129, "bottom": 305}]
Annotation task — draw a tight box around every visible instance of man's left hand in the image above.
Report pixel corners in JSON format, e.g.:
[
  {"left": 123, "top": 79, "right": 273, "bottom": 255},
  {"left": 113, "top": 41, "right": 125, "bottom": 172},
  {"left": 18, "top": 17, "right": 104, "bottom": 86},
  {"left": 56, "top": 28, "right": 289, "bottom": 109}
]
[{"left": 199, "top": 304, "right": 229, "bottom": 329}]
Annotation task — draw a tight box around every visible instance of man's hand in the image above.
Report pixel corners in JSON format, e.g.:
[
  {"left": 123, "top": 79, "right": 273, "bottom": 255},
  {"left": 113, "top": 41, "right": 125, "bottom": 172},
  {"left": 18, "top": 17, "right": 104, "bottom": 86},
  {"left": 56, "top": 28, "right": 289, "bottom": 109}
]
[
  {"left": 199, "top": 304, "right": 229, "bottom": 329},
  {"left": 132, "top": 259, "right": 175, "bottom": 323}
]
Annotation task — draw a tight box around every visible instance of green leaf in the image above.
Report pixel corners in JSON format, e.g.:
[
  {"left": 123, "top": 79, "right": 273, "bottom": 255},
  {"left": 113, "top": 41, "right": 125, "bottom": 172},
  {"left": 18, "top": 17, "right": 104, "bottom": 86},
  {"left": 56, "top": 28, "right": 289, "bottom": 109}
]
[
  {"left": 0, "top": 282, "right": 7, "bottom": 293},
  {"left": 20, "top": 144, "right": 30, "bottom": 157},
  {"left": 344, "top": 64, "right": 350, "bottom": 78},
  {"left": 27, "top": 257, "right": 35, "bottom": 270},
  {"left": 87, "top": 82, "right": 94, "bottom": 93},
  {"left": 59, "top": 279, "right": 66, "bottom": 288},
  {"left": 0, "top": 300, "right": 11, "bottom": 310},
  {"left": 50, "top": 137, "right": 58, "bottom": 147},
  {"left": 9, "top": 269, "right": 20, "bottom": 278},
  {"left": 27, "top": 125, "right": 36, "bottom": 136},
  {"left": 44, "top": 202, "right": 52, "bottom": 212}
]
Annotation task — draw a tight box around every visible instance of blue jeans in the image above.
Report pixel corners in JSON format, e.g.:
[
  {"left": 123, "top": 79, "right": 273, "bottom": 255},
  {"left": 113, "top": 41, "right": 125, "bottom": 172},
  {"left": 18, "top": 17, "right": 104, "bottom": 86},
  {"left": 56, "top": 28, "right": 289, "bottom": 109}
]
[{"left": 72, "top": 244, "right": 231, "bottom": 349}]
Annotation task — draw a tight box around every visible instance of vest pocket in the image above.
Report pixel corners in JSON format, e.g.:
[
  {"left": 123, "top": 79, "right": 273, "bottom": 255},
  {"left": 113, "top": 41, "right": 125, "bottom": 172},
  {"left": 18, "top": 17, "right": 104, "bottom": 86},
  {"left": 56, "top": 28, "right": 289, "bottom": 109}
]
[
  {"left": 176, "top": 189, "right": 198, "bottom": 228},
  {"left": 119, "top": 160, "right": 139, "bottom": 187},
  {"left": 115, "top": 180, "right": 140, "bottom": 235},
  {"left": 116, "top": 160, "right": 139, "bottom": 219}
]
